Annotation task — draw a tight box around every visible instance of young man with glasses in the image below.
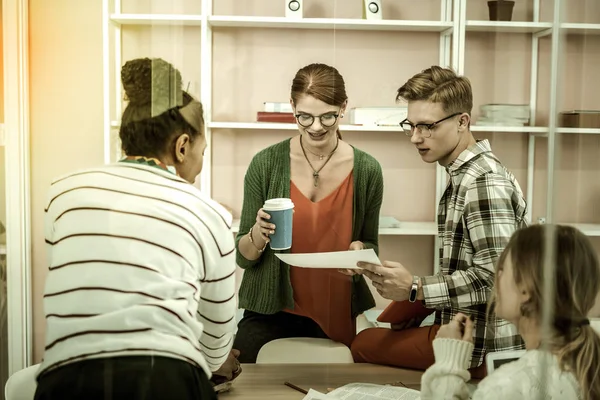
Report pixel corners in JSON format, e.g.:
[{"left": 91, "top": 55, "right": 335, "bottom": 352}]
[{"left": 350, "top": 66, "right": 527, "bottom": 377}]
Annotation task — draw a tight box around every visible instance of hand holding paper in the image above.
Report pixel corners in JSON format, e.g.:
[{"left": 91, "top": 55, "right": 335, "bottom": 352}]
[
  {"left": 275, "top": 248, "right": 381, "bottom": 270},
  {"left": 338, "top": 241, "right": 368, "bottom": 276}
]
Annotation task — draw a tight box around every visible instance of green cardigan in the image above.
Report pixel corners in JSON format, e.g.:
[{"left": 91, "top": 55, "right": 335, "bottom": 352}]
[{"left": 235, "top": 138, "right": 384, "bottom": 317}]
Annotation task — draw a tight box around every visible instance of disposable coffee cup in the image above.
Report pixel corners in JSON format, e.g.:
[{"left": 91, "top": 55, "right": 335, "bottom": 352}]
[{"left": 263, "top": 198, "right": 294, "bottom": 250}]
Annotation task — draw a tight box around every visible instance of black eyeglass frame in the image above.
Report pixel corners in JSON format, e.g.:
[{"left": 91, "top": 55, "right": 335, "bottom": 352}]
[
  {"left": 400, "top": 112, "right": 463, "bottom": 137},
  {"left": 294, "top": 112, "right": 340, "bottom": 128}
]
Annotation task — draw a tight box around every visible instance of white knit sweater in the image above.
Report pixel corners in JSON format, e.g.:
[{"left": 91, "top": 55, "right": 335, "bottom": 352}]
[{"left": 420, "top": 338, "right": 582, "bottom": 399}]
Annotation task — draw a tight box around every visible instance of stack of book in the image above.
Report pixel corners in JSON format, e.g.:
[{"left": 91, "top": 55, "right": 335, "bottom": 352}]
[
  {"left": 348, "top": 107, "right": 407, "bottom": 126},
  {"left": 475, "top": 104, "right": 530, "bottom": 126},
  {"left": 257, "top": 102, "right": 295, "bottom": 123}
]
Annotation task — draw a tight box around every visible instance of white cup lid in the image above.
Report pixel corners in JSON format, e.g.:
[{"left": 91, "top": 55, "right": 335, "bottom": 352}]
[{"left": 263, "top": 198, "right": 295, "bottom": 211}]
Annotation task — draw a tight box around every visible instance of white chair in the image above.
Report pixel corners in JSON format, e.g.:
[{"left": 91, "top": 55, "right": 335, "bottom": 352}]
[
  {"left": 5, "top": 364, "right": 39, "bottom": 400},
  {"left": 356, "top": 313, "right": 375, "bottom": 334},
  {"left": 256, "top": 337, "right": 354, "bottom": 364}
]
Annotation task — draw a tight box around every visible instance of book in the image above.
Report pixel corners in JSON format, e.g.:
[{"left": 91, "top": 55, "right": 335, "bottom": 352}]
[
  {"left": 302, "top": 383, "right": 420, "bottom": 400},
  {"left": 256, "top": 111, "right": 296, "bottom": 123}
]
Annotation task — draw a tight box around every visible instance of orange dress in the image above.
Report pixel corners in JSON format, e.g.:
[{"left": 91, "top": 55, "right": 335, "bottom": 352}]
[{"left": 285, "top": 171, "right": 355, "bottom": 347}]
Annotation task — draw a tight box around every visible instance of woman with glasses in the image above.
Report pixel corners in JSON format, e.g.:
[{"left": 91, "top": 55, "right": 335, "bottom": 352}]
[{"left": 233, "top": 63, "right": 384, "bottom": 363}]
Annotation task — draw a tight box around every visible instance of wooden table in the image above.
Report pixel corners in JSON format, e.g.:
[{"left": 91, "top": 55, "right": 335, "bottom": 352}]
[{"left": 219, "top": 364, "right": 423, "bottom": 399}]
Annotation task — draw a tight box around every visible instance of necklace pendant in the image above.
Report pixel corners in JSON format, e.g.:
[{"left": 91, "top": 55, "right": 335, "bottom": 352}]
[
  {"left": 319, "top": 155, "right": 324, "bottom": 160},
  {"left": 313, "top": 171, "right": 319, "bottom": 187}
]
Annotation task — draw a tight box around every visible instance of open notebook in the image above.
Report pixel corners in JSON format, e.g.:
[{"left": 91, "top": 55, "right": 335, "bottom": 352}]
[
  {"left": 302, "top": 381, "right": 479, "bottom": 399},
  {"left": 302, "top": 383, "right": 419, "bottom": 400}
]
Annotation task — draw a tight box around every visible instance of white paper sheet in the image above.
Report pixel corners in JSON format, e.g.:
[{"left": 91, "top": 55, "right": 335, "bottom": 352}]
[
  {"left": 275, "top": 249, "right": 381, "bottom": 269},
  {"left": 301, "top": 389, "right": 331, "bottom": 400},
  {"left": 327, "top": 383, "right": 420, "bottom": 399}
]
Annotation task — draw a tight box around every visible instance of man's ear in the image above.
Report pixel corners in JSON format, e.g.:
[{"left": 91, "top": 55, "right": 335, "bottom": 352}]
[
  {"left": 458, "top": 113, "right": 470, "bottom": 129},
  {"left": 289, "top": 98, "right": 295, "bottom": 113}
]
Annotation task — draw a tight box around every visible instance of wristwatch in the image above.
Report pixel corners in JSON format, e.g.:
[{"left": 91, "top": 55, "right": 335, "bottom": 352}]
[{"left": 408, "top": 276, "right": 420, "bottom": 303}]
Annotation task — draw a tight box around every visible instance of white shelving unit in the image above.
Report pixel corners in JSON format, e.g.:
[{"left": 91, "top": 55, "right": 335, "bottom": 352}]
[
  {"left": 209, "top": 122, "right": 414, "bottom": 132},
  {"left": 561, "top": 23, "right": 600, "bottom": 35},
  {"left": 465, "top": 20, "right": 552, "bottom": 34},
  {"left": 556, "top": 127, "right": 600, "bottom": 135},
  {"left": 110, "top": 14, "right": 204, "bottom": 25},
  {"left": 102, "top": 0, "right": 460, "bottom": 272},
  {"left": 102, "top": 0, "right": 600, "bottom": 279},
  {"left": 208, "top": 15, "right": 454, "bottom": 32},
  {"left": 231, "top": 217, "right": 437, "bottom": 236}
]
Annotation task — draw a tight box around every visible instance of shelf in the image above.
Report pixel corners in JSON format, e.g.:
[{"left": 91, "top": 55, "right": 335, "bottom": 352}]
[
  {"left": 471, "top": 125, "right": 548, "bottom": 133},
  {"left": 208, "top": 16, "right": 453, "bottom": 32},
  {"left": 561, "top": 23, "right": 600, "bottom": 35},
  {"left": 110, "top": 13, "right": 203, "bottom": 26},
  {"left": 0, "top": 244, "right": 5, "bottom": 256},
  {"left": 556, "top": 127, "right": 600, "bottom": 135},
  {"left": 565, "top": 224, "right": 600, "bottom": 237},
  {"left": 118, "top": 122, "right": 554, "bottom": 134},
  {"left": 231, "top": 220, "right": 597, "bottom": 237},
  {"left": 209, "top": 122, "right": 403, "bottom": 132},
  {"left": 378, "top": 222, "right": 438, "bottom": 236},
  {"left": 466, "top": 21, "right": 552, "bottom": 34},
  {"left": 231, "top": 218, "right": 437, "bottom": 236}
]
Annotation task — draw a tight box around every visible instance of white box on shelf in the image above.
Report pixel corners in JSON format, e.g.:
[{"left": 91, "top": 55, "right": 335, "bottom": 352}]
[
  {"left": 348, "top": 107, "right": 407, "bottom": 126},
  {"left": 476, "top": 104, "right": 530, "bottom": 126},
  {"left": 480, "top": 104, "right": 530, "bottom": 120},
  {"left": 285, "top": 0, "right": 302, "bottom": 19},
  {"left": 264, "top": 102, "right": 294, "bottom": 113},
  {"left": 363, "top": 0, "right": 383, "bottom": 20}
]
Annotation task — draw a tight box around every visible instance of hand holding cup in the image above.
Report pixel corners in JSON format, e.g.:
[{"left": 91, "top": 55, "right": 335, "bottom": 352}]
[
  {"left": 253, "top": 208, "right": 275, "bottom": 243},
  {"left": 260, "top": 198, "right": 295, "bottom": 251}
]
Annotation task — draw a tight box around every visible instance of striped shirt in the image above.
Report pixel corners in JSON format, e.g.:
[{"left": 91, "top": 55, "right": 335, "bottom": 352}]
[
  {"left": 421, "top": 139, "right": 528, "bottom": 368},
  {"left": 37, "top": 162, "right": 237, "bottom": 379}
]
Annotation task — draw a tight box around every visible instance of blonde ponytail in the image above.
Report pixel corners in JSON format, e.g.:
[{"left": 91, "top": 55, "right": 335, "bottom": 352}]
[
  {"left": 555, "top": 324, "right": 600, "bottom": 400},
  {"left": 491, "top": 225, "right": 600, "bottom": 400}
]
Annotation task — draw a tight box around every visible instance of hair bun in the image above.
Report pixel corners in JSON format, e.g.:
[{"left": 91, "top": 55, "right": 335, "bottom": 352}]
[{"left": 121, "top": 57, "right": 183, "bottom": 109}]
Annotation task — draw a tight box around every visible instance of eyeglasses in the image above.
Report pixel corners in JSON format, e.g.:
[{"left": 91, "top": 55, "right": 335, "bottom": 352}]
[
  {"left": 400, "top": 112, "right": 462, "bottom": 138},
  {"left": 295, "top": 112, "right": 339, "bottom": 128}
]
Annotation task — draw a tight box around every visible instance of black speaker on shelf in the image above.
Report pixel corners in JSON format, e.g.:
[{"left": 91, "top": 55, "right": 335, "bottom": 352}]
[
  {"left": 363, "top": 0, "right": 382, "bottom": 20},
  {"left": 285, "top": 0, "right": 303, "bottom": 19}
]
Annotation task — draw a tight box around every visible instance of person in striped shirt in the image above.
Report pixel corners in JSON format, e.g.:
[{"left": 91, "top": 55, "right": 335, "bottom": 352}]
[
  {"left": 34, "top": 58, "right": 239, "bottom": 400},
  {"left": 352, "top": 66, "right": 527, "bottom": 377}
]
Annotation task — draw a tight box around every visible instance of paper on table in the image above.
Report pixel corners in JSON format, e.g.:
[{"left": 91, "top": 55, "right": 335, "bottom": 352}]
[
  {"left": 275, "top": 249, "right": 381, "bottom": 270},
  {"left": 327, "top": 383, "right": 420, "bottom": 399},
  {"left": 301, "top": 389, "right": 331, "bottom": 400}
]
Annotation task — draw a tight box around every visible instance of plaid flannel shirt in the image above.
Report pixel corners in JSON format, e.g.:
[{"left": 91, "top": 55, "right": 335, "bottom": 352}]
[{"left": 421, "top": 139, "right": 528, "bottom": 368}]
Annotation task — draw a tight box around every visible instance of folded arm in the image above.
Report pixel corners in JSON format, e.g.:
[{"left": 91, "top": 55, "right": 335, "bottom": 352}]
[{"left": 198, "top": 251, "right": 237, "bottom": 371}]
